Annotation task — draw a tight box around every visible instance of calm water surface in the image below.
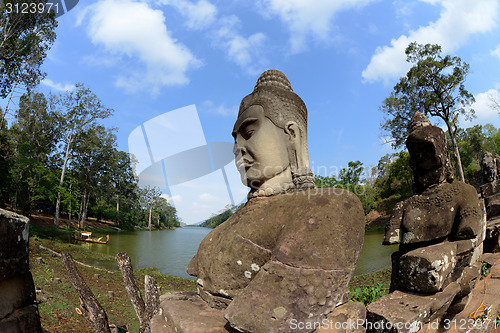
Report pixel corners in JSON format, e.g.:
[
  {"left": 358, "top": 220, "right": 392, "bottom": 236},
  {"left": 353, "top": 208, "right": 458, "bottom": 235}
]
[{"left": 69, "top": 228, "right": 397, "bottom": 279}]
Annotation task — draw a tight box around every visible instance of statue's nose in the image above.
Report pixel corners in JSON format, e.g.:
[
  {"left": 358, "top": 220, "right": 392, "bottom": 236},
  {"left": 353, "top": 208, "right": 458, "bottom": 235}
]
[{"left": 233, "top": 144, "right": 246, "bottom": 156}]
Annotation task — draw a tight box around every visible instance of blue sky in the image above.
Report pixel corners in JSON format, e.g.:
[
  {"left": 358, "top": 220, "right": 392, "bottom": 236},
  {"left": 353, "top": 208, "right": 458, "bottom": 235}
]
[{"left": 10, "top": 0, "right": 500, "bottom": 223}]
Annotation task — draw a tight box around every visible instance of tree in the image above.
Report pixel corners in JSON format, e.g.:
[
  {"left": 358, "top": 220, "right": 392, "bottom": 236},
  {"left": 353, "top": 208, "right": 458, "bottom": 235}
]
[
  {"left": 107, "top": 150, "right": 137, "bottom": 224},
  {"left": 72, "top": 126, "right": 116, "bottom": 229},
  {"left": 138, "top": 186, "right": 162, "bottom": 231},
  {"left": 153, "top": 197, "right": 180, "bottom": 229},
  {"left": 338, "top": 160, "right": 364, "bottom": 187},
  {"left": 52, "top": 83, "right": 113, "bottom": 226},
  {"left": 0, "top": 0, "right": 57, "bottom": 125},
  {"left": 380, "top": 42, "right": 475, "bottom": 182},
  {"left": 9, "top": 92, "right": 59, "bottom": 215}
]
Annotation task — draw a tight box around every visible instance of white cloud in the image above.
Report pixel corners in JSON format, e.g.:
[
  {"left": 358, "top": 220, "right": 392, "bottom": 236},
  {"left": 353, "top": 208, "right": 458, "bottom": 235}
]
[
  {"left": 160, "top": 1, "right": 268, "bottom": 74},
  {"left": 161, "top": 193, "right": 182, "bottom": 204},
  {"left": 212, "top": 16, "right": 267, "bottom": 74},
  {"left": 257, "top": 0, "right": 374, "bottom": 53},
  {"left": 159, "top": 0, "right": 217, "bottom": 30},
  {"left": 460, "top": 89, "right": 500, "bottom": 127},
  {"left": 363, "top": 0, "right": 500, "bottom": 84},
  {"left": 201, "top": 100, "right": 238, "bottom": 116},
  {"left": 41, "top": 79, "right": 76, "bottom": 92},
  {"left": 81, "top": 0, "right": 201, "bottom": 94},
  {"left": 199, "top": 193, "right": 218, "bottom": 202},
  {"left": 491, "top": 44, "right": 500, "bottom": 60}
]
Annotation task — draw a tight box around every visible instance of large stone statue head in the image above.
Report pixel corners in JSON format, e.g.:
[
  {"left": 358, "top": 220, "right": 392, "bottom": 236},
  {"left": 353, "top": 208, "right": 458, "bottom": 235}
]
[
  {"left": 406, "top": 112, "right": 453, "bottom": 193},
  {"left": 232, "top": 69, "right": 315, "bottom": 198}
]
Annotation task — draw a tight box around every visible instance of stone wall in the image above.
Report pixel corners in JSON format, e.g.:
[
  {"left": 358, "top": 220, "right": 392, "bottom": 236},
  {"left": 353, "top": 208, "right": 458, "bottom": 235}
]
[{"left": 0, "top": 209, "right": 42, "bottom": 333}]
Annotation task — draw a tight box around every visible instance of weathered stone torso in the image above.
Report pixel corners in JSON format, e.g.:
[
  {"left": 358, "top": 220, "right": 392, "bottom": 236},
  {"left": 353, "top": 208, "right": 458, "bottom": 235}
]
[
  {"left": 187, "top": 188, "right": 365, "bottom": 332},
  {"left": 385, "top": 181, "right": 481, "bottom": 246}
]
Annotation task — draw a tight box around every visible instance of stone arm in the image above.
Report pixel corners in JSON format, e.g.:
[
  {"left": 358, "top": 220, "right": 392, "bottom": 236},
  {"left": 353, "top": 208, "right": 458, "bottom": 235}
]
[
  {"left": 452, "top": 183, "right": 483, "bottom": 241},
  {"left": 224, "top": 195, "right": 365, "bottom": 333},
  {"left": 383, "top": 201, "right": 405, "bottom": 245}
]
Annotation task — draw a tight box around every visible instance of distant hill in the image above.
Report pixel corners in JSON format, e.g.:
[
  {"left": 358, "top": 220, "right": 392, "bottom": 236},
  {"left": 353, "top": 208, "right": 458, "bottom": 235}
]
[{"left": 200, "top": 204, "right": 244, "bottom": 228}]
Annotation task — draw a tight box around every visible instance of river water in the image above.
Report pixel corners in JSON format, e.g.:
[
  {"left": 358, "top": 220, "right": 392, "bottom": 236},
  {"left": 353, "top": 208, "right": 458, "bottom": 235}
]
[{"left": 66, "top": 227, "right": 398, "bottom": 279}]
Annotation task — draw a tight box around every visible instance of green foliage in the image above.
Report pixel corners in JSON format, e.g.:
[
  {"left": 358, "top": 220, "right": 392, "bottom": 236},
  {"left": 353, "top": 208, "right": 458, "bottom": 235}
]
[
  {"left": 349, "top": 283, "right": 387, "bottom": 305},
  {"left": 0, "top": 0, "right": 57, "bottom": 99},
  {"left": 338, "top": 160, "right": 364, "bottom": 186},
  {"left": 449, "top": 124, "right": 500, "bottom": 186},
  {"left": 201, "top": 204, "right": 242, "bottom": 228},
  {"left": 372, "top": 151, "right": 413, "bottom": 214},
  {"left": 8, "top": 92, "right": 60, "bottom": 215},
  {"left": 380, "top": 42, "right": 475, "bottom": 181},
  {"left": 481, "top": 262, "right": 490, "bottom": 279}
]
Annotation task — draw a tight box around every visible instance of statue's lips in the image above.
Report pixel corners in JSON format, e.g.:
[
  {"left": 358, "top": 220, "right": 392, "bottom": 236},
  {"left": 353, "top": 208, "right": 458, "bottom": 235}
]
[{"left": 236, "top": 159, "right": 254, "bottom": 170}]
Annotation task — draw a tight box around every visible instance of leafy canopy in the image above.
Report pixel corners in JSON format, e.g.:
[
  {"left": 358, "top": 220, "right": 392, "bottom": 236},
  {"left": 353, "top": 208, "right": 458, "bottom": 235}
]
[{"left": 380, "top": 42, "right": 475, "bottom": 148}]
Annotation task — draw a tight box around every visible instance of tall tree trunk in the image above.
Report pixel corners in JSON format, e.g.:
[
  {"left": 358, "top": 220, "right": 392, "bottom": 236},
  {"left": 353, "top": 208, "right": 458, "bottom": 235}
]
[
  {"left": 55, "top": 138, "right": 72, "bottom": 226},
  {"left": 82, "top": 193, "right": 90, "bottom": 230},
  {"left": 148, "top": 206, "right": 152, "bottom": 231},
  {"left": 116, "top": 193, "right": 119, "bottom": 224},
  {"left": 445, "top": 123, "right": 465, "bottom": 182},
  {"left": 78, "top": 189, "right": 86, "bottom": 229}
]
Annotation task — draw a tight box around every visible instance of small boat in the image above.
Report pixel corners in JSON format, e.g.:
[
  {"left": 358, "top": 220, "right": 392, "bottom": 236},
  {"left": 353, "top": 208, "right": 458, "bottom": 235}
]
[{"left": 72, "top": 231, "right": 110, "bottom": 244}]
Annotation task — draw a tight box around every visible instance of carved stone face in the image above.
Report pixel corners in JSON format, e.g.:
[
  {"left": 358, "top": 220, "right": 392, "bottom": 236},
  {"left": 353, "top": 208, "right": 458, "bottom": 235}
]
[
  {"left": 232, "top": 104, "right": 291, "bottom": 191},
  {"left": 405, "top": 112, "right": 453, "bottom": 193}
]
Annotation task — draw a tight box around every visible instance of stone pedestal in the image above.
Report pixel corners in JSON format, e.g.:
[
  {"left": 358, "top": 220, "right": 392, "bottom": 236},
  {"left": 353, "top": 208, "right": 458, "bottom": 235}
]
[
  {"left": 0, "top": 209, "right": 42, "bottom": 333},
  {"left": 366, "top": 283, "right": 460, "bottom": 333},
  {"left": 150, "top": 292, "right": 237, "bottom": 333}
]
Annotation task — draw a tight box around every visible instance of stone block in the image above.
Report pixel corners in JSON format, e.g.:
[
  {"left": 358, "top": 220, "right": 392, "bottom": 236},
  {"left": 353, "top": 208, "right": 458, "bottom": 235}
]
[
  {"left": 151, "top": 292, "right": 237, "bottom": 333},
  {"left": 485, "top": 193, "right": 500, "bottom": 219},
  {"left": 457, "top": 262, "right": 481, "bottom": 298},
  {"left": 0, "top": 305, "right": 42, "bottom": 333},
  {"left": 0, "top": 209, "right": 41, "bottom": 333},
  {"left": 481, "top": 180, "right": 500, "bottom": 198},
  {"left": 0, "top": 273, "right": 37, "bottom": 319},
  {"left": 398, "top": 243, "right": 457, "bottom": 293},
  {"left": 366, "top": 282, "right": 459, "bottom": 333},
  {"left": 315, "top": 301, "right": 366, "bottom": 333}
]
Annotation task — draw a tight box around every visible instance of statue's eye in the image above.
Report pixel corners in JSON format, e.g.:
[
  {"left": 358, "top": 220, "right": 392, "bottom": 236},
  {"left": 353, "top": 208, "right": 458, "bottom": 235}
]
[{"left": 244, "top": 129, "right": 254, "bottom": 137}]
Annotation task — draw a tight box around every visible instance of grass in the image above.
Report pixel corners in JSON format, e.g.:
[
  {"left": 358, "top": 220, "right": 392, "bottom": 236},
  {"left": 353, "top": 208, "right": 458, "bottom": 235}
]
[
  {"left": 365, "top": 226, "right": 386, "bottom": 232},
  {"left": 348, "top": 268, "right": 391, "bottom": 305}
]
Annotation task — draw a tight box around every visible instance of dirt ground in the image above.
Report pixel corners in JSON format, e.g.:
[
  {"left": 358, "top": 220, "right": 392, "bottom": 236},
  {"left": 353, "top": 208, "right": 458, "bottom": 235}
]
[
  {"left": 365, "top": 210, "right": 390, "bottom": 230},
  {"left": 29, "top": 213, "right": 120, "bottom": 230}
]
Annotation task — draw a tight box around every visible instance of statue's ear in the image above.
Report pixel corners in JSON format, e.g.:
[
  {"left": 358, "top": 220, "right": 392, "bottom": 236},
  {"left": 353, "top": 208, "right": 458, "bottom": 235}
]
[{"left": 284, "top": 121, "right": 300, "bottom": 141}]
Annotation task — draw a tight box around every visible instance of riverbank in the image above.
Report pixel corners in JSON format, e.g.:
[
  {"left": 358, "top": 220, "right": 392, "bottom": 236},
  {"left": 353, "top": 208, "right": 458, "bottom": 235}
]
[{"left": 30, "top": 234, "right": 197, "bottom": 333}]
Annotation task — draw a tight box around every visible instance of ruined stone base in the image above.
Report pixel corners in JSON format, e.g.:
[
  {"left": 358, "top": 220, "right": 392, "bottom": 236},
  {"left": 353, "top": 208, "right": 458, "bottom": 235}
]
[
  {"left": 447, "top": 253, "right": 500, "bottom": 333},
  {"left": 366, "top": 282, "right": 460, "bottom": 333},
  {"left": 484, "top": 218, "right": 500, "bottom": 253},
  {"left": 0, "top": 209, "right": 42, "bottom": 333},
  {"left": 315, "top": 301, "right": 366, "bottom": 333},
  {"left": 150, "top": 292, "right": 238, "bottom": 333}
]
